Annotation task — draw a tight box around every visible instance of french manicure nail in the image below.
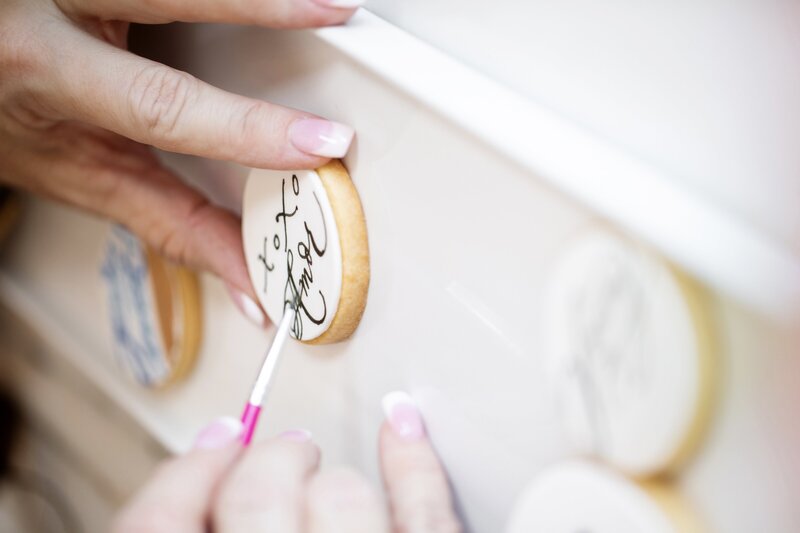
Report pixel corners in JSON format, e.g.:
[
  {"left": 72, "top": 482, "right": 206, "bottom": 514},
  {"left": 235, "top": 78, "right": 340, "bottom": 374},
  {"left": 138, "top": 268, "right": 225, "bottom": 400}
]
[
  {"left": 194, "top": 417, "right": 244, "bottom": 450},
  {"left": 289, "top": 118, "right": 354, "bottom": 158},
  {"left": 382, "top": 391, "right": 425, "bottom": 441},
  {"left": 226, "top": 283, "right": 267, "bottom": 328},
  {"left": 279, "top": 429, "right": 313, "bottom": 442},
  {"left": 313, "top": 0, "right": 365, "bottom": 7}
]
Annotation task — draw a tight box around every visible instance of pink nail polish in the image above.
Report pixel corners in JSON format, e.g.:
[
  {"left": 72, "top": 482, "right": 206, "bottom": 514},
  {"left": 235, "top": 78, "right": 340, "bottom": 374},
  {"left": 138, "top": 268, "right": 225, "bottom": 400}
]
[
  {"left": 312, "top": 0, "right": 365, "bottom": 7},
  {"left": 279, "top": 429, "right": 313, "bottom": 442},
  {"left": 193, "top": 417, "right": 244, "bottom": 450},
  {"left": 382, "top": 391, "right": 425, "bottom": 441},
  {"left": 225, "top": 283, "right": 266, "bottom": 328},
  {"left": 289, "top": 118, "right": 354, "bottom": 158}
]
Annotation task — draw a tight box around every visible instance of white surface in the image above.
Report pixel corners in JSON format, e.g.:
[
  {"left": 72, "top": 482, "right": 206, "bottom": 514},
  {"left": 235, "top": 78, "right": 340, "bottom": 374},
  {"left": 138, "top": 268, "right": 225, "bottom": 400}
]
[
  {"left": 543, "top": 229, "right": 704, "bottom": 476},
  {"left": 505, "top": 461, "right": 679, "bottom": 533},
  {"left": 243, "top": 169, "right": 342, "bottom": 341},
  {"left": 311, "top": 10, "right": 800, "bottom": 321},
  {"left": 0, "top": 11, "right": 799, "bottom": 533},
  {"left": 369, "top": 0, "right": 800, "bottom": 256},
  {"left": 1, "top": 302, "right": 167, "bottom": 532}
]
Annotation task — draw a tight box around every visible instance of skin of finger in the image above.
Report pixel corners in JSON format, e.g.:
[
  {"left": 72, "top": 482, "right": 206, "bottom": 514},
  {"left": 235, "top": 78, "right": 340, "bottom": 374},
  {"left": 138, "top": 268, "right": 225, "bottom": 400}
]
[
  {"left": 92, "top": 159, "right": 258, "bottom": 300},
  {"left": 112, "top": 165, "right": 257, "bottom": 298},
  {"left": 2, "top": 1, "right": 300, "bottom": 299},
  {"left": 0, "top": 15, "right": 256, "bottom": 301},
  {"left": 1, "top": 116, "right": 258, "bottom": 299},
  {"left": 214, "top": 438, "right": 321, "bottom": 533},
  {"left": 55, "top": 0, "right": 357, "bottom": 28},
  {"left": 112, "top": 444, "right": 243, "bottom": 533},
  {"left": 307, "top": 466, "right": 391, "bottom": 533},
  {"left": 41, "top": 25, "right": 331, "bottom": 170},
  {"left": 0, "top": 0, "right": 62, "bottom": 100},
  {"left": 379, "top": 423, "right": 463, "bottom": 533}
]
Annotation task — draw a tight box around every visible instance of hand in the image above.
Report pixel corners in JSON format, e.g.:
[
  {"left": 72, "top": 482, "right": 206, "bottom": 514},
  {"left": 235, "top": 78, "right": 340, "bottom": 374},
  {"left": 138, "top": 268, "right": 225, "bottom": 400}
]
[
  {"left": 113, "top": 392, "right": 463, "bottom": 533},
  {"left": 0, "top": 0, "right": 358, "bottom": 318}
]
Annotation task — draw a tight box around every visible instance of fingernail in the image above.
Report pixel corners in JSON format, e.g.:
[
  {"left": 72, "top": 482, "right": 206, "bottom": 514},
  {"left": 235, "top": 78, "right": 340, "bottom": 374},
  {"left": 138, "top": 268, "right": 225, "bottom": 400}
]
[
  {"left": 279, "top": 429, "right": 313, "bottom": 442},
  {"left": 289, "top": 118, "right": 354, "bottom": 158},
  {"left": 312, "top": 0, "right": 365, "bottom": 7},
  {"left": 382, "top": 391, "right": 425, "bottom": 441},
  {"left": 226, "top": 283, "right": 267, "bottom": 328},
  {"left": 194, "top": 417, "right": 244, "bottom": 450}
]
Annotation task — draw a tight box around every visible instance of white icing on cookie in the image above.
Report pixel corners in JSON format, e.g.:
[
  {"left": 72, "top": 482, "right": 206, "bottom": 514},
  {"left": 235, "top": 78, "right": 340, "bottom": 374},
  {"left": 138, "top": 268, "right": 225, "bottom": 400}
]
[
  {"left": 542, "top": 230, "right": 705, "bottom": 475},
  {"left": 243, "top": 169, "right": 342, "bottom": 341},
  {"left": 506, "top": 461, "right": 679, "bottom": 533}
]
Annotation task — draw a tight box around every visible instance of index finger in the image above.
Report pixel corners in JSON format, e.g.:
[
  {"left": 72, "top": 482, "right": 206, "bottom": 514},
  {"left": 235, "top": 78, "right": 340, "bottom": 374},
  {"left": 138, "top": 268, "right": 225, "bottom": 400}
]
[
  {"left": 46, "top": 25, "right": 353, "bottom": 169},
  {"left": 58, "top": 0, "right": 362, "bottom": 27},
  {"left": 379, "top": 392, "right": 463, "bottom": 533}
]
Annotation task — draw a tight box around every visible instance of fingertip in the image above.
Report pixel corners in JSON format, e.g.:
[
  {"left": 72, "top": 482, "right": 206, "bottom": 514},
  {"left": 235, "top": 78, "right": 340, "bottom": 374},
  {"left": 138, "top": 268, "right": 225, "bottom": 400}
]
[
  {"left": 378, "top": 420, "right": 406, "bottom": 460},
  {"left": 193, "top": 417, "right": 244, "bottom": 450},
  {"left": 311, "top": 0, "right": 365, "bottom": 10},
  {"left": 288, "top": 118, "right": 354, "bottom": 159},
  {"left": 253, "top": 152, "right": 331, "bottom": 172},
  {"left": 225, "top": 101, "right": 337, "bottom": 169},
  {"left": 381, "top": 391, "right": 426, "bottom": 441},
  {"left": 291, "top": 0, "right": 362, "bottom": 28},
  {"left": 222, "top": 262, "right": 260, "bottom": 306},
  {"left": 240, "top": 0, "right": 359, "bottom": 31},
  {"left": 378, "top": 419, "right": 420, "bottom": 450},
  {"left": 225, "top": 282, "right": 268, "bottom": 328},
  {"left": 378, "top": 419, "right": 463, "bottom": 533}
]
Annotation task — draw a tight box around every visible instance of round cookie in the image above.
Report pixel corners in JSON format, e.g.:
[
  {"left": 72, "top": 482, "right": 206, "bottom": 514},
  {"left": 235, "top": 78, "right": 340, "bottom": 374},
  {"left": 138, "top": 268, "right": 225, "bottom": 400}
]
[
  {"left": 101, "top": 226, "right": 202, "bottom": 388},
  {"left": 506, "top": 460, "right": 705, "bottom": 533},
  {"left": 242, "top": 160, "right": 369, "bottom": 344},
  {"left": 542, "top": 228, "right": 715, "bottom": 477}
]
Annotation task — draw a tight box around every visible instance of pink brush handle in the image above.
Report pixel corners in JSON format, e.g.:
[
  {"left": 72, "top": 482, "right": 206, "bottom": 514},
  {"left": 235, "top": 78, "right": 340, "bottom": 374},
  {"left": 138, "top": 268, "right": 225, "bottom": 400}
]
[{"left": 240, "top": 403, "right": 262, "bottom": 445}]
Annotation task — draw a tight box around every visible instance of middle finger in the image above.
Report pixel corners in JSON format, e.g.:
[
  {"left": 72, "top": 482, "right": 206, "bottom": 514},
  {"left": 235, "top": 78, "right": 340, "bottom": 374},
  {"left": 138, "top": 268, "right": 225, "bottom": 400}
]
[{"left": 56, "top": 0, "right": 360, "bottom": 27}]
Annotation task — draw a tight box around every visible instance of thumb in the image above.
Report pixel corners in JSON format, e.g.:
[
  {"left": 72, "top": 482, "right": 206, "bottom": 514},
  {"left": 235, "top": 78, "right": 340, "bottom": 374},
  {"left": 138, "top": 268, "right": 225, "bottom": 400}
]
[{"left": 113, "top": 417, "right": 244, "bottom": 533}]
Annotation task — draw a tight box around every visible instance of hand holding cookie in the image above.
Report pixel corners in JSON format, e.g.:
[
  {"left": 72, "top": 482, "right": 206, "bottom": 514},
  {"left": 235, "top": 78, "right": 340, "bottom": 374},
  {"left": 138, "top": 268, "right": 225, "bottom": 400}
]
[{"left": 0, "top": 0, "right": 358, "bottom": 322}]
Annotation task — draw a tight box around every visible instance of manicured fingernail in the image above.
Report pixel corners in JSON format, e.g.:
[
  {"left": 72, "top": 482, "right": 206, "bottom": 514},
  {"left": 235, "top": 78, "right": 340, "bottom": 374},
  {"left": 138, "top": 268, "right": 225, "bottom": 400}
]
[
  {"left": 312, "top": 0, "right": 365, "bottom": 7},
  {"left": 382, "top": 391, "right": 425, "bottom": 441},
  {"left": 279, "top": 429, "right": 313, "bottom": 442},
  {"left": 194, "top": 417, "right": 243, "bottom": 450},
  {"left": 226, "top": 283, "right": 266, "bottom": 328},
  {"left": 289, "top": 118, "right": 354, "bottom": 158}
]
